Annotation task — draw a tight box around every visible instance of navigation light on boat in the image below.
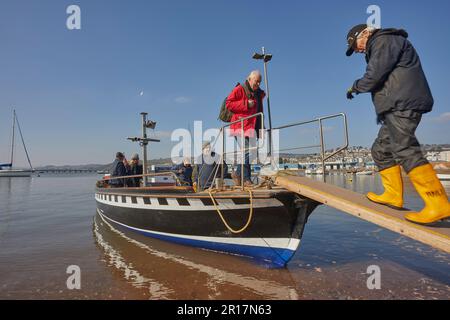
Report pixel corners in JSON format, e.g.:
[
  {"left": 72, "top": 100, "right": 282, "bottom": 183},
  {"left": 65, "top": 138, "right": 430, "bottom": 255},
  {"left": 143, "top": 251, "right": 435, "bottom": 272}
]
[{"left": 145, "top": 120, "right": 157, "bottom": 129}]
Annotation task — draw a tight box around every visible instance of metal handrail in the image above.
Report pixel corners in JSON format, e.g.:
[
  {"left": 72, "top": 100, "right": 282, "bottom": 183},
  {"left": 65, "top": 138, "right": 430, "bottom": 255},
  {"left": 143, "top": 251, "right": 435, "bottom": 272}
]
[
  {"left": 200, "top": 112, "right": 264, "bottom": 191},
  {"left": 273, "top": 113, "right": 349, "bottom": 181},
  {"left": 206, "top": 112, "right": 348, "bottom": 189},
  {"left": 223, "top": 113, "right": 264, "bottom": 190},
  {"left": 99, "top": 171, "right": 184, "bottom": 187}
]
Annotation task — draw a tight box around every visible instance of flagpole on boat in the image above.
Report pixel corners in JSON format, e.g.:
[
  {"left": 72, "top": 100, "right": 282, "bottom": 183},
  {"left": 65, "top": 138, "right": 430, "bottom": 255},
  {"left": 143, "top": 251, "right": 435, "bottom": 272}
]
[
  {"left": 127, "top": 112, "right": 159, "bottom": 187},
  {"left": 141, "top": 112, "right": 149, "bottom": 186}
]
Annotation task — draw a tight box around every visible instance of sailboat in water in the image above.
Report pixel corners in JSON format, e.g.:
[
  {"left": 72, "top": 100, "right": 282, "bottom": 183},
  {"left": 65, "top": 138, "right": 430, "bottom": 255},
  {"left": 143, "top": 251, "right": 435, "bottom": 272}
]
[{"left": 0, "top": 110, "right": 34, "bottom": 177}]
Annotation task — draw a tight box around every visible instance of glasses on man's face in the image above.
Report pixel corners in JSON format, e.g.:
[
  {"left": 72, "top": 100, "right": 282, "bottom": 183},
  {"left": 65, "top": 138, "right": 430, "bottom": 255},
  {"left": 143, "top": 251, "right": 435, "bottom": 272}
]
[{"left": 357, "top": 29, "right": 369, "bottom": 39}]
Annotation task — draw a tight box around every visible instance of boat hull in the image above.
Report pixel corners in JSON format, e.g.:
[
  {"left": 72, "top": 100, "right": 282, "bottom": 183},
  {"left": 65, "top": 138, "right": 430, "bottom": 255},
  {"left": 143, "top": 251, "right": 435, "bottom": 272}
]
[
  {"left": 95, "top": 189, "right": 317, "bottom": 267},
  {"left": 0, "top": 170, "right": 32, "bottom": 177}
]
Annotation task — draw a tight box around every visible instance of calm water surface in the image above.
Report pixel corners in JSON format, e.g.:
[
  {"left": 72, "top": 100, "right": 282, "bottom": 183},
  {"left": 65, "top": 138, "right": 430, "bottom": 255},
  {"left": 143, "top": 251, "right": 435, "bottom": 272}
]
[{"left": 0, "top": 173, "right": 449, "bottom": 299}]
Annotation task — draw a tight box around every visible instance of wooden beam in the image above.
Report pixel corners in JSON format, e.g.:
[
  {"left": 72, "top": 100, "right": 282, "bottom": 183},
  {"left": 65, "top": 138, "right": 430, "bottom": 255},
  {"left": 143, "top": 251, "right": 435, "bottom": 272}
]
[{"left": 274, "top": 175, "right": 450, "bottom": 254}]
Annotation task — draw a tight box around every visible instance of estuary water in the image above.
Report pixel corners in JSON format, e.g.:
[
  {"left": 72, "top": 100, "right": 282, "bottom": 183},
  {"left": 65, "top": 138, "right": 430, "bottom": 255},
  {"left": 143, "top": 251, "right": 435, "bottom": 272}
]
[{"left": 0, "top": 173, "right": 449, "bottom": 299}]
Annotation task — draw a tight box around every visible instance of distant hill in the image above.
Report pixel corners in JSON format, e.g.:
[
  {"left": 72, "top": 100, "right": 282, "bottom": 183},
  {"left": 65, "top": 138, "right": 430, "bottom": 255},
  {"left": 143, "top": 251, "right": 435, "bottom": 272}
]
[
  {"left": 35, "top": 158, "right": 175, "bottom": 171},
  {"left": 35, "top": 164, "right": 110, "bottom": 171}
]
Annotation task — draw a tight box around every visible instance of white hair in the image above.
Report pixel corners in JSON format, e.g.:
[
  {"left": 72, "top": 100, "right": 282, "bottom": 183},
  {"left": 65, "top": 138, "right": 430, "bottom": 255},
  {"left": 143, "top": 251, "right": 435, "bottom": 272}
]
[{"left": 247, "top": 70, "right": 262, "bottom": 81}]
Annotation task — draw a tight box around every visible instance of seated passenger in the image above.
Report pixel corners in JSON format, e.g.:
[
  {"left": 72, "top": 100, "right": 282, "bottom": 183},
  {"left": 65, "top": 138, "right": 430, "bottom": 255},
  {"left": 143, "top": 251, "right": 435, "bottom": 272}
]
[
  {"left": 172, "top": 158, "right": 193, "bottom": 186},
  {"left": 127, "top": 153, "right": 143, "bottom": 187},
  {"left": 192, "top": 142, "right": 228, "bottom": 192}
]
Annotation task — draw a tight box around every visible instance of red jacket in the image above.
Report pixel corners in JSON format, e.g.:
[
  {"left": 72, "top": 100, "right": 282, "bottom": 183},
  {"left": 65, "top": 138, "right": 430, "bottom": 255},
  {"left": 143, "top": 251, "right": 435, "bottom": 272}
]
[{"left": 226, "top": 84, "right": 265, "bottom": 138}]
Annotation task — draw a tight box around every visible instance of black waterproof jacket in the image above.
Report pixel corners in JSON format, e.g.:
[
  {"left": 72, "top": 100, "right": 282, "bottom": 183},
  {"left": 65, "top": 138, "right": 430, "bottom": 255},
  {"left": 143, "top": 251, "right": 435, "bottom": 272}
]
[
  {"left": 192, "top": 152, "right": 228, "bottom": 191},
  {"left": 353, "top": 29, "right": 433, "bottom": 115},
  {"left": 109, "top": 159, "right": 128, "bottom": 187}
]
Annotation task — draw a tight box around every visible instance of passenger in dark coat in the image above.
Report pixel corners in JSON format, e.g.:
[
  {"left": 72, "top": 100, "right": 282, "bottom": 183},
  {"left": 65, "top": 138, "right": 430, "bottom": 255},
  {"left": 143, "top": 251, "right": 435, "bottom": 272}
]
[
  {"left": 172, "top": 158, "right": 193, "bottom": 186},
  {"left": 109, "top": 152, "right": 129, "bottom": 187},
  {"left": 192, "top": 142, "right": 228, "bottom": 192},
  {"left": 346, "top": 24, "right": 449, "bottom": 224},
  {"left": 127, "top": 153, "right": 143, "bottom": 187}
]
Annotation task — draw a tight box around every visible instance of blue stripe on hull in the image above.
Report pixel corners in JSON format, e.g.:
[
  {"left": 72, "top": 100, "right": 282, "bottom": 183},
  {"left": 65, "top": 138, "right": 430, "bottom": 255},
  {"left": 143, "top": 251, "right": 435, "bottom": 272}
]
[{"left": 99, "top": 212, "right": 296, "bottom": 268}]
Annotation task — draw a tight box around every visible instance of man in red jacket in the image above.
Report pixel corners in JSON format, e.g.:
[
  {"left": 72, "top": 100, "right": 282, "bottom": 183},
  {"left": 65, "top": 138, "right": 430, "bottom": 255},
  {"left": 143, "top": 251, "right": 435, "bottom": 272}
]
[{"left": 226, "top": 70, "right": 265, "bottom": 187}]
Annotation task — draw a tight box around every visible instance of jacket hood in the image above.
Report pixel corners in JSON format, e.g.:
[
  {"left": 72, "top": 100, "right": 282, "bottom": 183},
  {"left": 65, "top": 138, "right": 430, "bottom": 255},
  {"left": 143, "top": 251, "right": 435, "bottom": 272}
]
[{"left": 372, "top": 28, "right": 409, "bottom": 39}]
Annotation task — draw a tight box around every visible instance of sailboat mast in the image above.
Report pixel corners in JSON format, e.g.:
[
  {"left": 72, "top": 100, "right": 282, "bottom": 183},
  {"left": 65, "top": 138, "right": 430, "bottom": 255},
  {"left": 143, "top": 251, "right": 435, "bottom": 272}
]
[
  {"left": 15, "top": 111, "right": 34, "bottom": 171},
  {"left": 10, "top": 110, "right": 16, "bottom": 166}
]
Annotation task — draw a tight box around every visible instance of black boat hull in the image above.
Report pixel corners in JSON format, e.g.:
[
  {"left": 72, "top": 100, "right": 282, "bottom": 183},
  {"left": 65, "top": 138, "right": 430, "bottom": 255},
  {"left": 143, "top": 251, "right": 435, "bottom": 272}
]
[{"left": 95, "top": 189, "right": 317, "bottom": 267}]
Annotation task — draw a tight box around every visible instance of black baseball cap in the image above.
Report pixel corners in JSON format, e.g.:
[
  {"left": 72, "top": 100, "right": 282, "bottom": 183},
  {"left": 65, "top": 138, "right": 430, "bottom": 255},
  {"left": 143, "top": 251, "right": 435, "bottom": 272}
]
[{"left": 346, "top": 24, "right": 368, "bottom": 56}]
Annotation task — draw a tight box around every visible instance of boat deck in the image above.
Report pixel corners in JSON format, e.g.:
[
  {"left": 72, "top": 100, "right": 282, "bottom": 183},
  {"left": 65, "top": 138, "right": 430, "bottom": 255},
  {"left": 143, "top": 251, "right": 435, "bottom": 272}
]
[{"left": 274, "top": 175, "right": 450, "bottom": 254}]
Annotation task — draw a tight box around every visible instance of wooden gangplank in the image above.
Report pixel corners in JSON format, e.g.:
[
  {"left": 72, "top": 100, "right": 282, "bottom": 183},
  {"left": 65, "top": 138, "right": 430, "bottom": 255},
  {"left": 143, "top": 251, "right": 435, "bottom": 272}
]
[{"left": 274, "top": 175, "right": 450, "bottom": 254}]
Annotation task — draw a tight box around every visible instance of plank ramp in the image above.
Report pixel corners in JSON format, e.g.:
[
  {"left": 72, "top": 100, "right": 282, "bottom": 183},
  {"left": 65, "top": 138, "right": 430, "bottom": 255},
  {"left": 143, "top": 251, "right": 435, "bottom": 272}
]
[{"left": 274, "top": 175, "right": 450, "bottom": 254}]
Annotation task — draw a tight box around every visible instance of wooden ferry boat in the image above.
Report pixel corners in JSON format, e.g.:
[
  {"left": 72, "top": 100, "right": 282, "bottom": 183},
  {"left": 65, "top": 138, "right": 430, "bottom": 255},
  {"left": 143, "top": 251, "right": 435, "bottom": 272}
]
[{"left": 95, "top": 111, "right": 324, "bottom": 267}]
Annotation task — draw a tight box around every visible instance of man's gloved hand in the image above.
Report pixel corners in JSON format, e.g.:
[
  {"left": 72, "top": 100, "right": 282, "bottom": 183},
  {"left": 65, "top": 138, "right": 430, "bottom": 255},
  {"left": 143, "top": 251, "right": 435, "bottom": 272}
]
[
  {"left": 346, "top": 87, "right": 355, "bottom": 100},
  {"left": 193, "top": 182, "right": 197, "bottom": 192}
]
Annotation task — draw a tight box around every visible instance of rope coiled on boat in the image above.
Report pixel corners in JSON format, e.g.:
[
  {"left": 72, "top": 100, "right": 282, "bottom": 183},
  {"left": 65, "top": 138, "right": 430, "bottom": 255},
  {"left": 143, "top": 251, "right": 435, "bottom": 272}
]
[{"left": 207, "top": 188, "right": 254, "bottom": 234}]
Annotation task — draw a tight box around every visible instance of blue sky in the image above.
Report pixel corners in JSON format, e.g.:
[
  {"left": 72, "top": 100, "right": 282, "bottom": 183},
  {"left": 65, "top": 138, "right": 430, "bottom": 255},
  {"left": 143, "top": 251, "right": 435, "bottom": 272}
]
[{"left": 1, "top": 0, "right": 449, "bottom": 166}]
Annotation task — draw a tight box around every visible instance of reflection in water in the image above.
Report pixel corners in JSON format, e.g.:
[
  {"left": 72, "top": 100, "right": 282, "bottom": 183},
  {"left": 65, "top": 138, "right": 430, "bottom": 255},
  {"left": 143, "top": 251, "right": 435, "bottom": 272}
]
[
  {"left": 0, "top": 177, "right": 32, "bottom": 244},
  {"left": 93, "top": 214, "right": 174, "bottom": 299},
  {"left": 93, "top": 211, "right": 300, "bottom": 299}
]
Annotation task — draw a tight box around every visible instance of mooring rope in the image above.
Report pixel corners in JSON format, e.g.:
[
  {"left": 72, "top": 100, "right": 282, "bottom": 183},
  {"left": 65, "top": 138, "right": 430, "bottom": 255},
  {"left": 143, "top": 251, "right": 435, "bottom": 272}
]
[{"left": 207, "top": 188, "right": 254, "bottom": 234}]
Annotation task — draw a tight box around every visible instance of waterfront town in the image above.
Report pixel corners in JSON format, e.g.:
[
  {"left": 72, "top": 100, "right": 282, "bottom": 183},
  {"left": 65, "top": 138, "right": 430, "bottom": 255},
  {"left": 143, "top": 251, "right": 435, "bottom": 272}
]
[
  {"left": 277, "top": 144, "right": 450, "bottom": 173},
  {"left": 31, "top": 144, "right": 450, "bottom": 178}
]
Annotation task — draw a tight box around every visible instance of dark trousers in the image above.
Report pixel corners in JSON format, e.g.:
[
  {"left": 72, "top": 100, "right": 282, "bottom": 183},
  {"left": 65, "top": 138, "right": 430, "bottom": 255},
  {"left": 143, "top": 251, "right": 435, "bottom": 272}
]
[{"left": 371, "top": 110, "right": 428, "bottom": 174}]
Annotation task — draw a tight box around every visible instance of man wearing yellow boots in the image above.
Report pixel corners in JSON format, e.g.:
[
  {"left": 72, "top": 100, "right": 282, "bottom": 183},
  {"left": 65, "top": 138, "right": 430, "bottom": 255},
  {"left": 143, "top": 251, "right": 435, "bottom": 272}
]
[{"left": 345, "top": 24, "right": 450, "bottom": 224}]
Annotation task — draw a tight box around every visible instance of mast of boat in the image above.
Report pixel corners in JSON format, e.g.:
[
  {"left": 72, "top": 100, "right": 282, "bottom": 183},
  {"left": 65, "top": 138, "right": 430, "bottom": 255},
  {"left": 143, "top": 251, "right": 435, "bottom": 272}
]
[
  {"left": 14, "top": 110, "right": 34, "bottom": 171},
  {"left": 10, "top": 109, "right": 16, "bottom": 167},
  {"left": 127, "top": 112, "right": 160, "bottom": 187}
]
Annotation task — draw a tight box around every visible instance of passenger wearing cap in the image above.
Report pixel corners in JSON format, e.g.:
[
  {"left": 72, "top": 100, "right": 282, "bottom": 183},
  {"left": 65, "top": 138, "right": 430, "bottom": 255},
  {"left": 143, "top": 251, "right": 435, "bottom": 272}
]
[
  {"left": 109, "top": 152, "right": 129, "bottom": 187},
  {"left": 127, "top": 153, "right": 143, "bottom": 187},
  {"left": 345, "top": 24, "right": 449, "bottom": 224},
  {"left": 192, "top": 141, "right": 228, "bottom": 192}
]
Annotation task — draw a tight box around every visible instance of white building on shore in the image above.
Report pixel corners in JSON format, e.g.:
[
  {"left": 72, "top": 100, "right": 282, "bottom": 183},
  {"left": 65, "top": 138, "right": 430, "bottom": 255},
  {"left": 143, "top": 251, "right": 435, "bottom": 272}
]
[{"left": 426, "top": 150, "right": 450, "bottom": 162}]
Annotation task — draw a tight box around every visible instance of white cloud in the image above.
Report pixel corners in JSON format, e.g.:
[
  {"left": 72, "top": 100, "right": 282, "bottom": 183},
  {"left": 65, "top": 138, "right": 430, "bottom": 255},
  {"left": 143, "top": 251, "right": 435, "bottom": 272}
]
[
  {"left": 174, "top": 96, "right": 191, "bottom": 104},
  {"left": 433, "top": 112, "right": 450, "bottom": 123}
]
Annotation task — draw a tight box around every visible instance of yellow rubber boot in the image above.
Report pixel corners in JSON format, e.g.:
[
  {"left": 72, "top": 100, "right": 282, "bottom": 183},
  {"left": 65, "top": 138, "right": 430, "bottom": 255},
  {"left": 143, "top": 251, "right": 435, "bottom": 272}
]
[
  {"left": 405, "top": 164, "right": 450, "bottom": 224},
  {"left": 367, "top": 165, "right": 404, "bottom": 209}
]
